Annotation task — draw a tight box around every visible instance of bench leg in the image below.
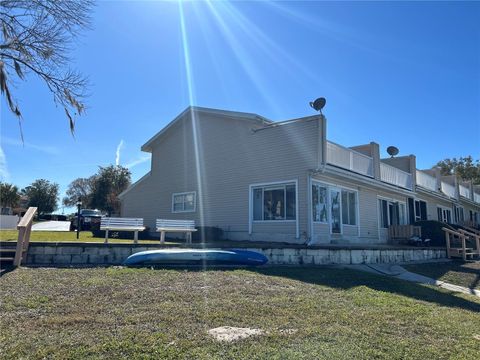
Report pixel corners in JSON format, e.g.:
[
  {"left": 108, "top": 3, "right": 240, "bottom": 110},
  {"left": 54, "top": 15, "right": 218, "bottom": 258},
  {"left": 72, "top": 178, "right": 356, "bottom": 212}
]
[
  {"left": 187, "top": 232, "right": 192, "bottom": 244},
  {"left": 134, "top": 231, "right": 138, "bottom": 244},
  {"left": 160, "top": 231, "right": 165, "bottom": 244},
  {"left": 104, "top": 229, "right": 109, "bottom": 244}
]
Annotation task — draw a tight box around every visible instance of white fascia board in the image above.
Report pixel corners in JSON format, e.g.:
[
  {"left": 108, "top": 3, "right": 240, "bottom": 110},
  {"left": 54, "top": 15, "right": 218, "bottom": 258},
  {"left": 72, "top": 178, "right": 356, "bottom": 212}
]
[{"left": 141, "top": 106, "right": 271, "bottom": 152}]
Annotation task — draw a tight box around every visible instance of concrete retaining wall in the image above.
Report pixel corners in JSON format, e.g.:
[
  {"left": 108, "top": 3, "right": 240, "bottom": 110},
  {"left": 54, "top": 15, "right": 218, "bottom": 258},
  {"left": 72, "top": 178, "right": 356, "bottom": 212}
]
[{"left": 24, "top": 243, "right": 447, "bottom": 266}]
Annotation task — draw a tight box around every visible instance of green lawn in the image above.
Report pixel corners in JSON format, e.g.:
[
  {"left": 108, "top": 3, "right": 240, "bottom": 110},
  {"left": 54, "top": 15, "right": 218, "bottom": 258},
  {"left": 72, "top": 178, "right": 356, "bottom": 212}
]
[
  {"left": 0, "top": 230, "right": 177, "bottom": 245},
  {"left": 405, "top": 261, "right": 480, "bottom": 290},
  {"left": 1, "top": 267, "right": 479, "bottom": 359}
]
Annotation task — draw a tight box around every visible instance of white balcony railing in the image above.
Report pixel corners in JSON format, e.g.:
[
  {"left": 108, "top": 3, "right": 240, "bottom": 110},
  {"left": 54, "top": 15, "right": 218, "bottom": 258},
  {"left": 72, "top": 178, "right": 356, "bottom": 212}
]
[
  {"left": 474, "top": 192, "right": 480, "bottom": 204},
  {"left": 441, "top": 181, "right": 456, "bottom": 199},
  {"left": 459, "top": 185, "right": 470, "bottom": 199},
  {"left": 326, "top": 141, "right": 374, "bottom": 177},
  {"left": 380, "top": 163, "right": 413, "bottom": 190},
  {"left": 416, "top": 170, "right": 437, "bottom": 191}
]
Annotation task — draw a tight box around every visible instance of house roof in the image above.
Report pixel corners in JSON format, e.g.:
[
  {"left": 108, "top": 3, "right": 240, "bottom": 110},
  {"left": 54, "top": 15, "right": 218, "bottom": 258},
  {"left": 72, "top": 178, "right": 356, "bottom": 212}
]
[{"left": 141, "top": 106, "right": 272, "bottom": 153}]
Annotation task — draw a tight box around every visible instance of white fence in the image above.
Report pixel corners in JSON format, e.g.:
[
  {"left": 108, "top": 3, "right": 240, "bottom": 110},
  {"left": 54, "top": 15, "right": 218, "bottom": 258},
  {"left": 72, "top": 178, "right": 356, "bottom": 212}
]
[
  {"left": 380, "top": 163, "right": 413, "bottom": 190},
  {"left": 326, "top": 141, "right": 374, "bottom": 177},
  {"left": 416, "top": 170, "right": 437, "bottom": 191},
  {"left": 441, "top": 182, "right": 456, "bottom": 199},
  {"left": 459, "top": 185, "right": 470, "bottom": 199},
  {"left": 0, "top": 215, "right": 19, "bottom": 230},
  {"left": 474, "top": 192, "right": 480, "bottom": 204}
]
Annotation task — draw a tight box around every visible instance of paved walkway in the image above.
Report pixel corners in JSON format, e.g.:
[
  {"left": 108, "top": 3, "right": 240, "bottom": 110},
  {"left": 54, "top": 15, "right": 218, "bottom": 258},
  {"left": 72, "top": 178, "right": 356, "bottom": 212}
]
[
  {"left": 32, "top": 221, "right": 71, "bottom": 232},
  {"left": 345, "top": 263, "right": 480, "bottom": 298}
]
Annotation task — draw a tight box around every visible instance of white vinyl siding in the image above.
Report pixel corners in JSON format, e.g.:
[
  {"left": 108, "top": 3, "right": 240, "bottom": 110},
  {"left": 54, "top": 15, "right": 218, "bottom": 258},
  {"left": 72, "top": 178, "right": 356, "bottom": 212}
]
[{"left": 172, "top": 192, "right": 196, "bottom": 213}]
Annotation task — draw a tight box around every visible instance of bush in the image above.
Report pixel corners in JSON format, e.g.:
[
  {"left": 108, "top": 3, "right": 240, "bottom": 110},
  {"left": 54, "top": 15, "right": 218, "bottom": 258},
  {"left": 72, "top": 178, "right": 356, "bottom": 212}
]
[
  {"left": 91, "top": 227, "right": 153, "bottom": 240},
  {"left": 414, "top": 220, "right": 455, "bottom": 246},
  {"left": 191, "top": 226, "right": 224, "bottom": 242}
]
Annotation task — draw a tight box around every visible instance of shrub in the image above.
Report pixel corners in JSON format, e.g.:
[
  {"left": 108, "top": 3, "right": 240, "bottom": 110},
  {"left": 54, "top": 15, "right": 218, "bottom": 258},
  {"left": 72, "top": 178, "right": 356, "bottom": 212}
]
[
  {"left": 191, "top": 226, "right": 224, "bottom": 242},
  {"left": 414, "top": 220, "right": 456, "bottom": 246}
]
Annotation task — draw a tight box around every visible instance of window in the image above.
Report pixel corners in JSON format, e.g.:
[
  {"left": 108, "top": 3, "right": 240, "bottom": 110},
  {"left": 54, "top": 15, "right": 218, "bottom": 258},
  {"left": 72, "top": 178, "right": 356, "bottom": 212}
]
[
  {"left": 408, "top": 198, "right": 427, "bottom": 224},
  {"left": 379, "top": 199, "right": 407, "bottom": 228},
  {"left": 437, "top": 206, "right": 452, "bottom": 224},
  {"left": 341, "top": 190, "right": 357, "bottom": 226},
  {"left": 253, "top": 184, "right": 296, "bottom": 221},
  {"left": 172, "top": 192, "right": 196, "bottom": 213},
  {"left": 312, "top": 184, "right": 328, "bottom": 222},
  {"left": 454, "top": 206, "right": 464, "bottom": 224}
]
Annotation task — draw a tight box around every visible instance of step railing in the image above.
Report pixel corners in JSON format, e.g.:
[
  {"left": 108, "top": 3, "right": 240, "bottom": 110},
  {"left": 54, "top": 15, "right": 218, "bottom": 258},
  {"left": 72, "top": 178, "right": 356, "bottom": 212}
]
[{"left": 13, "top": 207, "right": 37, "bottom": 267}]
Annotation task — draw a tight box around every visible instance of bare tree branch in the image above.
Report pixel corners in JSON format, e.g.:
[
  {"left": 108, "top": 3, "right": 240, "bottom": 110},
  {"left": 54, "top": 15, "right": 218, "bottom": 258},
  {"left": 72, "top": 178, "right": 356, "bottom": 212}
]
[{"left": 0, "top": 0, "right": 94, "bottom": 137}]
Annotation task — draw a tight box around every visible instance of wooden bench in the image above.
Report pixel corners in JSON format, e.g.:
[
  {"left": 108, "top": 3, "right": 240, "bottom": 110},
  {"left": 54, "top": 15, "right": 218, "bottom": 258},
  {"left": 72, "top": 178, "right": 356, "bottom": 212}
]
[
  {"left": 101, "top": 217, "right": 145, "bottom": 244},
  {"left": 156, "top": 219, "right": 197, "bottom": 244},
  {"left": 442, "top": 227, "right": 476, "bottom": 261}
]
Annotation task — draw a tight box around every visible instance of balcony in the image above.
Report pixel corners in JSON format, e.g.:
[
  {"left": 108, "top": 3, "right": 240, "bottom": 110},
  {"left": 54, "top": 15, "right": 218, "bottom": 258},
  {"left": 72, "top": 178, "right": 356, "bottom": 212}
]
[
  {"left": 474, "top": 192, "right": 480, "bottom": 204},
  {"left": 459, "top": 185, "right": 470, "bottom": 199},
  {"left": 441, "top": 181, "right": 456, "bottom": 199},
  {"left": 326, "top": 141, "right": 374, "bottom": 177},
  {"left": 416, "top": 170, "right": 437, "bottom": 191},
  {"left": 380, "top": 163, "right": 413, "bottom": 190}
]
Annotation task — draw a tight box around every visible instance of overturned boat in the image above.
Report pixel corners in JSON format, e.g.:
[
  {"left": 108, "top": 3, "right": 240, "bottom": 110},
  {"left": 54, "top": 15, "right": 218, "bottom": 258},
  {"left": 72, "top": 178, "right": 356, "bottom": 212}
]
[{"left": 123, "top": 248, "right": 268, "bottom": 267}]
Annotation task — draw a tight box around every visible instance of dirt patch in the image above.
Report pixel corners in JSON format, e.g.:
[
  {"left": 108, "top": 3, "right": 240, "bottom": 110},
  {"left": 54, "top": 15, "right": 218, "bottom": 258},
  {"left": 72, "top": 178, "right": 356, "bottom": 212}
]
[{"left": 208, "top": 326, "right": 265, "bottom": 342}]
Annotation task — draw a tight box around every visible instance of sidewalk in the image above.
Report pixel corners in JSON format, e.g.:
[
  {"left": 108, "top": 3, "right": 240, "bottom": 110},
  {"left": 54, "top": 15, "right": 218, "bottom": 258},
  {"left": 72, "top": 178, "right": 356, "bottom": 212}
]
[{"left": 344, "top": 263, "right": 480, "bottom": 298}]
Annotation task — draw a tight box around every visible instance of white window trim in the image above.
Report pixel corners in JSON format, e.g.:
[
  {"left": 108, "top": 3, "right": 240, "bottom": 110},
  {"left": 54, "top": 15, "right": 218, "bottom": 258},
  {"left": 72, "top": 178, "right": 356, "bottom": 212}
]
[
  {"left": 310, "top": 179, "right": 360, "bottom": 237},
  {"left": 329, "top": 186, "right": 343, "bottom": 235},
  {"left": 171, "top": 191, "right": 196, "bottom": 213},
  {"left": 436, "top": 204, "right": 452, "bottom": 223},
  {"left": 377, "top": 196, "right": 407, "bottom": 234},
  {"left": 311, "top": 182, "right": 329, "bottom": 225},
  {"left": 453, "top": 205, "right": 464, "bottom": 224},
  {"left": 341, "top": 189, "right": 358, "bottom": 227},
  {"left": 248, "top": 179, "right": 299, "bottom": 239}
]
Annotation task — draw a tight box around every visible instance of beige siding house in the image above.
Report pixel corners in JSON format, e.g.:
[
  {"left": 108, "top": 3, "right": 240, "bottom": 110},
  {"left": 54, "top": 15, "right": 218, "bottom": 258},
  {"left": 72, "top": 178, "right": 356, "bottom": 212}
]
[{"left": 119, "top": 106, "right": 480, "bottom": 244}]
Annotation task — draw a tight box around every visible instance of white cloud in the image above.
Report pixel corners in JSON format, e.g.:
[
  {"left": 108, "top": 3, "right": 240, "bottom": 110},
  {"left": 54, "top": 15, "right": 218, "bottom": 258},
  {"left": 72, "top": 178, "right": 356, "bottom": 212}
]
[
  {"left": 1, "top": 136, "right": 59, "bottom": 155},
  {"left": 125, "top": 155, "right": 150, "bottom": 169},
  {"left": 115, "top": 139, "right": 125, "bottom": 166},
  {"left": 0, "top": 145, "right": 10, "bottom": 181}
]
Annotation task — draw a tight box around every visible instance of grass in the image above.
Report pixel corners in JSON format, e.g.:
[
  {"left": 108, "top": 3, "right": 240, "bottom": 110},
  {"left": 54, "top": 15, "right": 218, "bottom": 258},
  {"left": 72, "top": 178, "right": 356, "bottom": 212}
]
[
  {"left": 405, "top": 261, "right": 480, "bottom": 290},
  {"left": 1, "top": 266, "right": 479, "bottom": 359},
  {"left": 0, "top": 230, "right": 178, "bottom": 245}
]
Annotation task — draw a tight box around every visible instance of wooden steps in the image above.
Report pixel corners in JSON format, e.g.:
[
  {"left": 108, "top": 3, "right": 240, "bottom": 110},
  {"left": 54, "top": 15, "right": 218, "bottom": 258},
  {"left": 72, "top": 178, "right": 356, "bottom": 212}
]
[{"left": 0, "top": 247, "right": 17, "bottom": 267}]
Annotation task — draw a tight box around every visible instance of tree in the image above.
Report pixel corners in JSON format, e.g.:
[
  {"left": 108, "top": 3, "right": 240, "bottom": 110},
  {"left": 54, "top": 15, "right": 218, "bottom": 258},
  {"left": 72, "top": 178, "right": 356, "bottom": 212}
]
[
  {"left": 0, "top": 0, "right": 94, "bottom": 135},
  {"left": 0, "top": 181, "right": 19, "bottom": 208},
  {"left": 62, "top": 176, "right": 95, "bottom": 208},
  {"left": 90, "top": 165, "right": 131, "bottom": 215},
  {"left": 22, "top": 179, "right": 59, "bottom": 214},
  {"left": 435, "top": 156, "right": 480, "bottom": 185}
]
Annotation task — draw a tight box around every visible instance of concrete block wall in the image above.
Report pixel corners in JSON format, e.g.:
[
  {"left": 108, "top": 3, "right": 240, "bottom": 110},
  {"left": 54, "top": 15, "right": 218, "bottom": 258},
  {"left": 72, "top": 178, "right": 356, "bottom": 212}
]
[{"left": 23, "top": 243, "right": 446, "bottom": 266}]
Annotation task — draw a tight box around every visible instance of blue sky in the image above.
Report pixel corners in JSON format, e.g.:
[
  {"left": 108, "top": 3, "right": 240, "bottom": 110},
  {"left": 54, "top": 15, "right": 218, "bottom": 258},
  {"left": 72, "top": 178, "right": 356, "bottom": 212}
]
[{"left": 1, "top": 0, "right": 479, "bottom": 213}]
